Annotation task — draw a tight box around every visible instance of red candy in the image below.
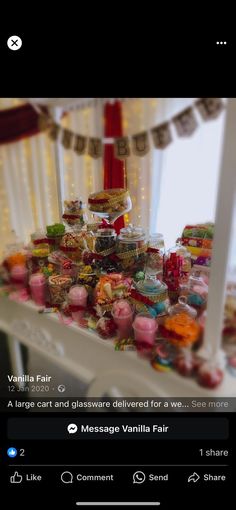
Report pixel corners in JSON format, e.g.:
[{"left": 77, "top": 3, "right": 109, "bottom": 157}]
[
  {"left": 96, "top": 317, "right": 117, "bottom": 339},
  {"left": 197, "top": 363, "right": 224, "bottom": 389},
  {"left": 174, "top": 354, "right": 194, "bottom": 377}
]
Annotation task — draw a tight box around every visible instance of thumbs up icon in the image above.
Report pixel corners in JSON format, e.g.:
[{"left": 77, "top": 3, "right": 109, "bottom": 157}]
[{"left": 10, "top": 471, "right": 23, "bottom": 484}]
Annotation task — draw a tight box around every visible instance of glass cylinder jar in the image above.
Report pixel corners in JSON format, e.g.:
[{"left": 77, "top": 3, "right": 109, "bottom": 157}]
[
  {"left": 186, "top": 270, "right": 208, "bottom": 313},
  {"left": 60, "top": 232, "right": 87, "bottom": 262},
  {"left": 48, "top": 275, "right": 72, "bottom": 305},
  {"left": 62, "top": 198, "right": 87, "bottom": 228},
  {"left": 163, "top": 242, "right": 191, "bottom": 302},
  {"left": 116, "top": 225, "right": 147, "bottom": 275},
  {"left": 46, "top": 223, "right": 65, "bottom": 251},
  {"left": 145, "top": 233, "right": 165, "bottom": 281},
  {"left": 95, "top": 228, "right": 117, "bottom": 255},
  {"left": 30, "top": 231, "right": 50, "bottom": 272}
]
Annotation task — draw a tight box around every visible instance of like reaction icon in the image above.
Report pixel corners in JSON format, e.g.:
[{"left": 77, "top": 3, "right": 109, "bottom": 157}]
[{"left": 10, "top": 472, "right": 23, "bottom": 484}]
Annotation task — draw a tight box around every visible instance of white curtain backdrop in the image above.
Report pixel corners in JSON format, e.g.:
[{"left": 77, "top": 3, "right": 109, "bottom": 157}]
[
  {"left": 0, "top": 134, "right": 59, "bottom": 251},
  {"left": 122, "top": 98, "right": 164, "bottom": 233}
]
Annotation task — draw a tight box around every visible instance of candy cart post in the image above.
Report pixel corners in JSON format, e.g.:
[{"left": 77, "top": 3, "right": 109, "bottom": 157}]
[{"left": 199, "top": 98, "right": 236, "bottom": 368}]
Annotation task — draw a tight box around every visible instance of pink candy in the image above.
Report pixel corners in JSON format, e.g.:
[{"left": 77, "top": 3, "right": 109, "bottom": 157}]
[
  {"left": 112, "top": 300, "right": 134, "bottom": 340},
  {"left": 10, "top": 264, "right": 28, "bottom": 288},
  {"left": 133, "top": 316, "right": 157, "bottom": 332},
  {"left": 29, "top": 272, "right": 46, "bottom": 306},
  {"left": 68, "top": 285, "right": 88, "bottom": 304},
  {"left": 112, "top": 299, "right": 133, "bottom": 318},
  {"left": 68, "top": 285, "right": 88, "bottom": 324}
]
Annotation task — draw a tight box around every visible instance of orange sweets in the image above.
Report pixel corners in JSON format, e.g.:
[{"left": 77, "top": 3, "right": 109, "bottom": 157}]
[
  {"left": 6, "top": 252, "right": 26, "bottom": 268},
  {"left": 161, "top": 312, "right": 200, "bottom": 347}
]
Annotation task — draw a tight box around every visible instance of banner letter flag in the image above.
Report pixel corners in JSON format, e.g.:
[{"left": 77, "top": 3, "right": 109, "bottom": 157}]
[
  {"left": 151, "top": 122, "right": 172, "bottom": 149},
  {"left": 196, "top": 98, "right": 225, "bottom": 120},
  {"left": 88, "top": 137, "right": 103, "bottom": 158},
  {"left": 74, "top": 134, "right": 87, "bottom": 155},
  {"left": 48, "top": 123, "right": 60, "bottom": 141},
  {"left": 132, "top": 131, "right": 150, "bottom": 156},
  {"left": 41, "top": 99, "right": 225, "bottom": 157},
  {"left": 62, "top": 129, "right": 73, "bottom": 149},
  {"left": 173, "top": 107, "right": 198, "bottom": 137},
  {"left": 114, "top": 136, "right": 130, "bottom": 159},
  {"left": 38, "top": 114, "right": 50, "bottom": 132}
]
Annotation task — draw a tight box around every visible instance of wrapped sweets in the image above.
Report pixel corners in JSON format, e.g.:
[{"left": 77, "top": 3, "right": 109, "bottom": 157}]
[
  {"left": 62, "top": 198, "right": 86, "bottom": 227},
  {"left": 77, "top": 265, "right": 98, "bottom": 298},
  {"left": 112, "top": 300, "right": 134, "bottom": 340},
  {"left": 116, "top": 226, "right": 147, "bottom": 275},
  {"left": 146, "top": 233, "right": 165, "bottom": 281},
  {"left": 68, "top": 285, "right": 88, "bottom": 323},
  {"left": 46, "top": 223, "right": 65, "bottom": 251},
  {"left": 160, "top": 312, "right": 200, "bottom": 348},
  {"left": 48, "top": 251, "right": 78, "bottom": 279},
  {"left": 60, "top": 232, "right": 87, "bottom": 261},
  {"left": 94, "top": 273, "right": 132, "bottom": 311},
  {"left": 29, "top": 273, "right": 47, "bottom": 306},
  {"left": 48, "top": 275, "right": 72, "bottom": 305},
  {"left": 180, "top": 223, "right": 214, "bottom": 269},
  {"left": 133, "top": 313, "right": 158, "bottom": 356}
]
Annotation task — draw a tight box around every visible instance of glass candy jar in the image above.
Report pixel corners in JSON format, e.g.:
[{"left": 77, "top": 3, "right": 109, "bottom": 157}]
[
  {"left": 145, "top": 233, "right": 165, "bottom": 281},
  {"left": 30, "top": 230, "right": 50, "bottom": 271},
  {"left": 186, "top": 270, "right": 208, "bottom": 314},
  {"left": 163, "top": 242, "right": 191, "bottom": 302},
  {"left": 116, "top": 225, "right": 147, "bottom": 275},
  {"left": 62, "top": 198, "right": 87, "bottom": 228},
  {"left": 46, "top": 223, "right": 65, "bottom": 251},
  {"left": 95, "top": 228, "right": 117, "bottom": 255},
  {"left": 168, "top": 295, "right": 197, "bottom": 319},
  {"left": 88, "top": 188, "right": 132, "bottom": 224},
  {"left": 132, "top": 277, "right": 169, "bottom": 317}
]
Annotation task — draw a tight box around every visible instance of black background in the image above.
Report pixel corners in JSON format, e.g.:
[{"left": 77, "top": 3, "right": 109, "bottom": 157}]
[{"left": 1, "top": 411, "right": 235, "bottom": 508}]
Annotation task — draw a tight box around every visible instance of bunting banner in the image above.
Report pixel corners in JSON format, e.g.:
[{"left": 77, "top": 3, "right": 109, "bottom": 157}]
[{"left": 38, "top": 98, "right": 225, "bottom": 159}]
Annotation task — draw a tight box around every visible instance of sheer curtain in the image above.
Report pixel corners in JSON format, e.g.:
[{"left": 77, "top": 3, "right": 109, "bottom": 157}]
[
  {"left": 122, "top": 98, "right": 164, "bottom": 232},
  {"left": 0, "top": 135, "right": 59, "bottom": 250}
]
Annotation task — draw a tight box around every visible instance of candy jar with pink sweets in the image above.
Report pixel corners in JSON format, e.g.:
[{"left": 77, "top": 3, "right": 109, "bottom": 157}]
[
  {"left": 68, "top": 285, "right": 88, "bottom": 324},
  {"left": 132, "top": 312, "right": 158, "bottom": 357},
  {"left": 112, "top": 300, "right": 134, "bottom": 340}
]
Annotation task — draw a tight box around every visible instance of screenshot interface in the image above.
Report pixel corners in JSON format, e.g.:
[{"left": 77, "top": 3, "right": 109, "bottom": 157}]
[{"left": 0, "top": 36, "right": 235, "bottom": 509}]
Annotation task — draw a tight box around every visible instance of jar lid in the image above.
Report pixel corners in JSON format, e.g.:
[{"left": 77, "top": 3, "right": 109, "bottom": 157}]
[
  {"left": 168, "top": 295, "right": 197, "bottom": 318},
  {"left": 135, "top": 277, "right": 167, "bottom": 296},
  {"left": 119, "top": 225, "right": 146, "bottom": 242},
  {"left": 96, "top": 228, "right": 117, "bottom": 237}
]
